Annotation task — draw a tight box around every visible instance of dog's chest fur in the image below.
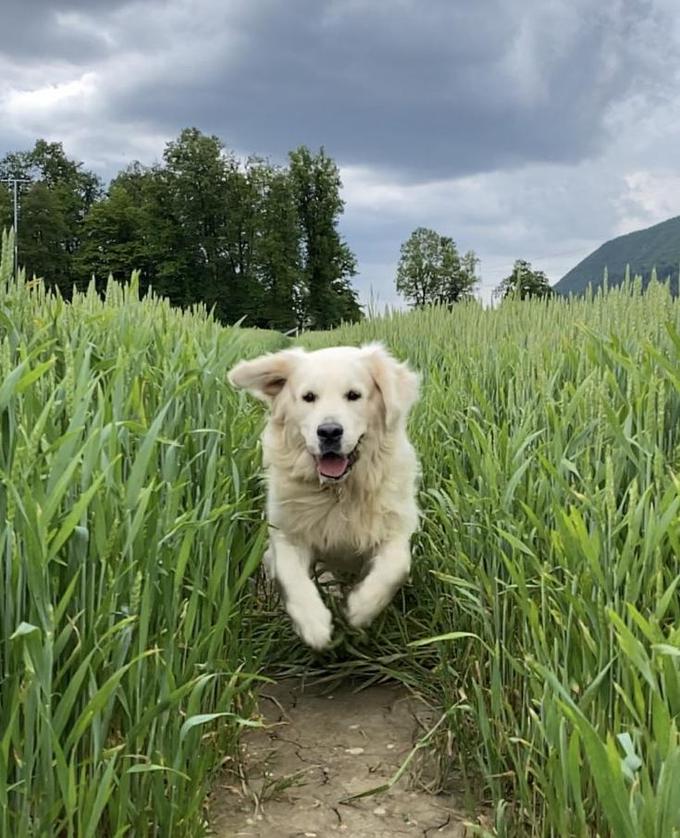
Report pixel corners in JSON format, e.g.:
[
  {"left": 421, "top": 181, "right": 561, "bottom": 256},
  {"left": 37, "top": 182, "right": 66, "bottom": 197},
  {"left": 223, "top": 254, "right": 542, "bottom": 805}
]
[
  {"left": 271, "top": 478, "right": 394, "bottom": 557},
  {"left": 263, "top": 418, "right": 419, "bottom": 564}
]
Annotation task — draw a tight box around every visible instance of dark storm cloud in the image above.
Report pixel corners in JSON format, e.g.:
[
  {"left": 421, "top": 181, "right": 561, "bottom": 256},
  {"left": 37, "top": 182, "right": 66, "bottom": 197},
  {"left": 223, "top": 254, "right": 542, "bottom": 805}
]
[
  {"left": 100, "top": 0, "right": 668, "bottom": 179},
  {"left": 1, "top": 0, "right": 672, "bottom": 181},
  {"left": 1, "top": 0, "right": 135, "bottom": 62}
]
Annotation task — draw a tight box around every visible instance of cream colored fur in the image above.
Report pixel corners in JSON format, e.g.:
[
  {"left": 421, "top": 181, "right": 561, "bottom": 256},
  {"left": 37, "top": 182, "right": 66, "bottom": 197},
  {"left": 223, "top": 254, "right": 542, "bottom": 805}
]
[{"left": 228, "top": 343, "right": 420, "bottom": 649}]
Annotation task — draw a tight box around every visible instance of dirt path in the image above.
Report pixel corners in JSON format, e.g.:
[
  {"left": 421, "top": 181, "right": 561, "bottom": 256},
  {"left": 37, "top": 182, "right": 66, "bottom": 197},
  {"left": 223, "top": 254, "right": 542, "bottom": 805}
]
[{"left": 210, "top": 679, "right": 469, "bottom": 837}]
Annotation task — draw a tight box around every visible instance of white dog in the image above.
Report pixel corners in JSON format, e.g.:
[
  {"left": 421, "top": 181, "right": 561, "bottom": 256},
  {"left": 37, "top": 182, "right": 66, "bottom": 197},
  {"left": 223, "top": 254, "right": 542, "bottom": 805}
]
[{"left": 228, "top": 343, "right": 420, "bottom": 649}]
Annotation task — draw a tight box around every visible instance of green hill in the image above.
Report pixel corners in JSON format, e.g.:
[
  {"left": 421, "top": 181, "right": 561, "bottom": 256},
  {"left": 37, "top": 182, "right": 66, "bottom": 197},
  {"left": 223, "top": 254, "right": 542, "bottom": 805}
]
[{"left": 555, "top": 214, "right": 680, "bottom": 295}]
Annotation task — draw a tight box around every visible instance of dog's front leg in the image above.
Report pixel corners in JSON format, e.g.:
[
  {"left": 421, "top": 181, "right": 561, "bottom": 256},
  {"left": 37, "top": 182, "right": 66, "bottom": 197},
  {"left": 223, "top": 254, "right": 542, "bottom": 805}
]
[
  {"left": 270, "top": 532, "right": 333, "bottom": 650},
  {"left": 346, "top": 535, "right": 411, "bottom": 629}
]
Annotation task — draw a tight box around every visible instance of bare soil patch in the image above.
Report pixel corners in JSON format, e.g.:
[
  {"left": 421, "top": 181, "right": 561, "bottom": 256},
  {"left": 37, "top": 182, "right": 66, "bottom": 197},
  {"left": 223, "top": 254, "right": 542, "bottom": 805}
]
[{"left": 210, "top": 679, "right": 470, "bottom": 837}]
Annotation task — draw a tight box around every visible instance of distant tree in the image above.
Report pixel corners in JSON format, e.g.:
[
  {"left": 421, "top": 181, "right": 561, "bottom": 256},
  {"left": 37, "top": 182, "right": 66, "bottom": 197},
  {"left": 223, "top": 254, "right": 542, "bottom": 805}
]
[
  {"left": 95, "top": 131, "right": 261, "bottom": 318},
  {"left": 495, "top": 259, "right": 554, "bottom": 300},
  {"left": 0, "top": 140, "right": 101, "bottom": 291},
  {"left": 111, "top": 162, "right": 194, "bottom": 304},
  {"left": 289, "top": 146, "right": 362, "bottom": 328},
  {"left": 75, "top": 184, "right": 150, "bottom": 289},
  {"left": 254, "top": 164, "right": 303, "bottom": 331},
  {"left": 162, "top": 128, "right": 233, "bottom": 308},
  {"left": 0, "top": 185, "right": 12, "bottom": 234},
  {"left": 220, "top": 155, "right": 268, "bottom": 322},
  {"left": 20, "top": 183, "right": 71, "bottom": 285},
  {"left": 28, "top": 140, "right": 101, "bottom": 208},
  {"left": 396, "top": 227, "right": 478, "bottom": 307},
  {"left": 460, "top": 250, "right": 481, "bottom": 288}
]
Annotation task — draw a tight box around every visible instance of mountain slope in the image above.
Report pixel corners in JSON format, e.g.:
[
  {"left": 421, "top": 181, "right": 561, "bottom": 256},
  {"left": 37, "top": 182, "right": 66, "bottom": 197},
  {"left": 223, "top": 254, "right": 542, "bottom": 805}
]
[{"left": 555, "top": 215, "right": 680, "bottom": 295}]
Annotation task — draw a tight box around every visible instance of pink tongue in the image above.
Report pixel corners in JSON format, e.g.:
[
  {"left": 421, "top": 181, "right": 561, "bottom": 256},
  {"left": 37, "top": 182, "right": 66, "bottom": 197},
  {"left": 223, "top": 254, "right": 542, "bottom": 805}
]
[{"left": 317, "top": 454, "right": 349, "bottom": 478}]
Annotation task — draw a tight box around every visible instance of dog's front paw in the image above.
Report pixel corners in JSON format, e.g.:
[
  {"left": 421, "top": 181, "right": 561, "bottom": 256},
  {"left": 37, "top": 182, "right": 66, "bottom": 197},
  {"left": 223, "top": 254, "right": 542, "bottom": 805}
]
[
  {"left": 261, "top": 546, "right": 276, "bottom": 580},
  {"left": 288, "top": 601, "right": 333, "bottom": 650},
  {"left": 346, "top": 588, "right": 381, "bottom": 629}
]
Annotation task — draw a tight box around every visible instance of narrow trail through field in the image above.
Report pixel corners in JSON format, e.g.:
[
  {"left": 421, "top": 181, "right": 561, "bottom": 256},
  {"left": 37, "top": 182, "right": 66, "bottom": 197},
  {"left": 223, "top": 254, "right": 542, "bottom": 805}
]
[{"left": 210, "top": 679, "right": 469, "bottom": 837}]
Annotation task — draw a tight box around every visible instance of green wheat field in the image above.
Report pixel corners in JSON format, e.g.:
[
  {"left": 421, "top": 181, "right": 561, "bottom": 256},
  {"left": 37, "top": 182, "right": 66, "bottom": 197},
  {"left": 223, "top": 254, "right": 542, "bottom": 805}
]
[{"left": 1, "top": 228, "right": 680, "bottom": 837}]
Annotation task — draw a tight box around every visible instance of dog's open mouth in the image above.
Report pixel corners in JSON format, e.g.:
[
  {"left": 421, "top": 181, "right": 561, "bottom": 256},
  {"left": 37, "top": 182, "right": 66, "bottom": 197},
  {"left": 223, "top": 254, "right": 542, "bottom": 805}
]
[{"left": 315, "top": 446, "right": 360, "bottom": 481}]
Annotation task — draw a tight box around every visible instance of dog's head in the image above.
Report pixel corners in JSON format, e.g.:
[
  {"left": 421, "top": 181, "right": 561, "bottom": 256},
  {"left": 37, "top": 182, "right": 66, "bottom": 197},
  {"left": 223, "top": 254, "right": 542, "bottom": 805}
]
[{"left": 228, "top": 343, "right": 419, "bottom": 483}]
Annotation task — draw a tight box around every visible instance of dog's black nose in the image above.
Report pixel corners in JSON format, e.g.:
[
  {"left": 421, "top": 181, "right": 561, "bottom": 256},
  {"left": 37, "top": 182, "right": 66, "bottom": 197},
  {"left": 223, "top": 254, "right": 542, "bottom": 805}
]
[{"left": 317, "top": 422, "right": 343, "bottom": 441}]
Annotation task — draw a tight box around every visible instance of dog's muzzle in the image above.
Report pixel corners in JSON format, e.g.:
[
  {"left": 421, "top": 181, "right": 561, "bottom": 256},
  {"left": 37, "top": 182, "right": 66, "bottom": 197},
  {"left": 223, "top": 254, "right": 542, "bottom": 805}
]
[{"left": 314, "top": 437, "right": 363, "bottom": 482}]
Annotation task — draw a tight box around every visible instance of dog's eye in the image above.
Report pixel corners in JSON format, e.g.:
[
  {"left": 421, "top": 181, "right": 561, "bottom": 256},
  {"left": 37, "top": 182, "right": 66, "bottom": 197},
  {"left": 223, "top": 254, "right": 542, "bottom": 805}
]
[
  {"left": 346, "top": 390, "right": 361, "bottom": 401},
  {"left": 302, "top": 392, "right": 317, "bottom": 403}
]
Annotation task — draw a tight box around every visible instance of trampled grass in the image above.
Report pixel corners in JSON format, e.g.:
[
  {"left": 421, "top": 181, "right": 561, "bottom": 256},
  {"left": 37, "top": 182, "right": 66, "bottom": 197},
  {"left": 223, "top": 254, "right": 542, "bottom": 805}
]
[{"left": 2, "top": 221, "right": 680, "bottom": 836}]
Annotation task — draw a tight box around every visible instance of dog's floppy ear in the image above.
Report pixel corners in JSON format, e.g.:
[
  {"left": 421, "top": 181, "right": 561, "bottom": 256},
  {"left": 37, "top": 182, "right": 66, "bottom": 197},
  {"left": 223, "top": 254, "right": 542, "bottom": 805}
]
[
  {"left": 228, "top": 348, "right": 305, "bottom": 402},
  {"left": 361, "top": 342, "right": 420, "bottom": 429}
]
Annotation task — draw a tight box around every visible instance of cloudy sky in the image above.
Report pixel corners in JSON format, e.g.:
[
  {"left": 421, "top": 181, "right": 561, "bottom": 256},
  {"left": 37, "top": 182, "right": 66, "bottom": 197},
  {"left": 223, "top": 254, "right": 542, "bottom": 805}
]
[{"left": 2, "top": 0, "right": 679, "bottom": 306}]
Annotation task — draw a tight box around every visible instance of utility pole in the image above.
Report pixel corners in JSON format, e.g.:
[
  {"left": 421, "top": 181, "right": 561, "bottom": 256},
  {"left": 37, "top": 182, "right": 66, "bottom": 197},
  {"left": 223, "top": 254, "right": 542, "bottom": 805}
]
[{"left": 1, "top": 177, "right": 31, "bottom": 276}]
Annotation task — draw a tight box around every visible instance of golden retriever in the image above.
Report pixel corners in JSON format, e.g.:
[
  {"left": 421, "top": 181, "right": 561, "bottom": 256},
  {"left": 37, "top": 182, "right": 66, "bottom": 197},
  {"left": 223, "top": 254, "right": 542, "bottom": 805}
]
[{"left": 228, "top": 343, "right": 420, "bottom": 649}]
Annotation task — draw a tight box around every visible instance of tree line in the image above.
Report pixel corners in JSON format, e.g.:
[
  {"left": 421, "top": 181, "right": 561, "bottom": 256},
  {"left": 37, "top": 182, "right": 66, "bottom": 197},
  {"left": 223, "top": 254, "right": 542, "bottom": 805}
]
[
  {"left": 394, "top": 226, "right": 553, "bottom": 306},
  {"left": 0, "top": 131, "right": 554, "bottom": 328},
  {"left": 0, "top": 130, "right": 362, "bottom": 330}
]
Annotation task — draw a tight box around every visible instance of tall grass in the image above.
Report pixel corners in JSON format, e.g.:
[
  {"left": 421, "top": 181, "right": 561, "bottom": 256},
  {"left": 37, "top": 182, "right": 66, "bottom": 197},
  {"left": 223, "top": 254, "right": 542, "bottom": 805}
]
[
  {"left": 304, "top": 285, "right": 680, "bottom": 836},
  {"left": 0, "top": 230, "right": 286, "bottom": 835}
]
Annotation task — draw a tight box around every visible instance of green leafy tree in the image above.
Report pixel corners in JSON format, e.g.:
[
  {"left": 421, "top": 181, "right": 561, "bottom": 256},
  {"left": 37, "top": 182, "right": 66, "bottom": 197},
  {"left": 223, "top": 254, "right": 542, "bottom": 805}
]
[
  {"left": 460, "top": 249, "right": 481, "bottom": 289},
  {"left": 253, "top": 165, "right": 303, "bottom": 331},
  {"left": 219, "top": 156, "right": 268, "bottom": 323},
  {"left": 75, "top": 184, "right": 150, "bottom": 289},
  {"left": 111, "top": 162, "right": 192, "bottom": 304},
  {"left": 20, "top": 183, "right": 71, "bottom": 285},
  {"left": 162, "top": 128, "right": 232, "bottom": 308},
  {"left": 289, "top": 146, "right": 362, "bottom": 328},
  {"left": 0, "top": 140, "right": 101, "bottom": 291},
  {"left": 78, "top": 133, "right": 272, "bottom": 322},
  {"left": 0, "top": 185, "right": 11, "bottom": 233},
  {"left": 495, "top": 259, "right": 554, "bottom": 300},
  {"left": 396, "top": 227, "right": 478, "bottom": 307},
  {"left": 95, "top": 134, "right": 238, "bottom": 313}
]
